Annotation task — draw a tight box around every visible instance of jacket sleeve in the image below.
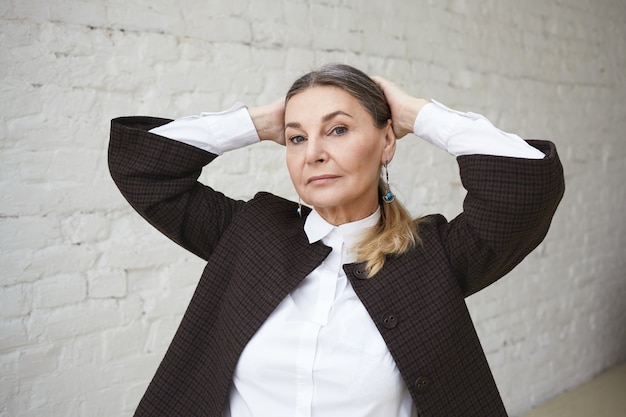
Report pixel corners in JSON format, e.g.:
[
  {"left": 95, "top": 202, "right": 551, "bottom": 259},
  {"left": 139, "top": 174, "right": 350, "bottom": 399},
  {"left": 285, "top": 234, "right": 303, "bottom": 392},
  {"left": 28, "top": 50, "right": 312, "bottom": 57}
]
[
  {"left": 108, "top": 116, "right": 245, "bottom": 261},
  {"left": 439, "top": 140, "right": 565, "bottom": 297}
]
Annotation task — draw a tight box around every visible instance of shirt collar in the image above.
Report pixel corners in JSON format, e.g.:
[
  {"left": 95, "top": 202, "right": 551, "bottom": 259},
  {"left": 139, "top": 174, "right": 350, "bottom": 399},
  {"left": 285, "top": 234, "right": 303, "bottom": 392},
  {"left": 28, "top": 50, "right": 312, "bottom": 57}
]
[{"left": 304, "top": 207, "right": 381, "bottom": 246}]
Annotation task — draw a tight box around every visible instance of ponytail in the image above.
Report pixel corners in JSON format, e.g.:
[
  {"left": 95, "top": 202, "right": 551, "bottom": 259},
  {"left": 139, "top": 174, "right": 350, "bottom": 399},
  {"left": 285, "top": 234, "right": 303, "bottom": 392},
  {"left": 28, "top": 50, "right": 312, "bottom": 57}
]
[{"left": 352, "top": 178, "right": 421, "bottom": 277}]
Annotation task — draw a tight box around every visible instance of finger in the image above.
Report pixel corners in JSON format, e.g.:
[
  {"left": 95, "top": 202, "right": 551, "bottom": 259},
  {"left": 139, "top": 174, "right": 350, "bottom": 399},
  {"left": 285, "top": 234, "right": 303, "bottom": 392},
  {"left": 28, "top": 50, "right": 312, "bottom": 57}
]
[{"left": 370, "top": 75, "right": 387, "bottom": 91}]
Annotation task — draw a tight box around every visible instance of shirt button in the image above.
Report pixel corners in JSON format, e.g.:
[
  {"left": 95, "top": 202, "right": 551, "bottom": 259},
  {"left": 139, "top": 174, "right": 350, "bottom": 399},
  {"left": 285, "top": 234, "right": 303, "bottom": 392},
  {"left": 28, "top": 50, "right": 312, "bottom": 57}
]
[
  {"left": 381, "top": 312, "right": 398, "bottom": 329},
  {"left": 414, "top": 376, "right": 432, "bottom": 394}
]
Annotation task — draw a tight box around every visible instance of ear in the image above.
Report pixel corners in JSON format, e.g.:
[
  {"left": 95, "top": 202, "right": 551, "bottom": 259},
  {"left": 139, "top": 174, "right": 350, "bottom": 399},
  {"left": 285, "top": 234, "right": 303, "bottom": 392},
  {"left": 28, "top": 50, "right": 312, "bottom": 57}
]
[{"left": 380, "top": 120, "right": 396, "bottom": 165}]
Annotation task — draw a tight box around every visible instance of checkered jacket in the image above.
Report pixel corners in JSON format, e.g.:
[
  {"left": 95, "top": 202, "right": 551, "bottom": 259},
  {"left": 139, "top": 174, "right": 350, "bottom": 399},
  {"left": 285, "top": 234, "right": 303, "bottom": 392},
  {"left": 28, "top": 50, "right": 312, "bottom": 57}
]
[{"left": 108, "top": 116, "right": 564, "bottom": 417}]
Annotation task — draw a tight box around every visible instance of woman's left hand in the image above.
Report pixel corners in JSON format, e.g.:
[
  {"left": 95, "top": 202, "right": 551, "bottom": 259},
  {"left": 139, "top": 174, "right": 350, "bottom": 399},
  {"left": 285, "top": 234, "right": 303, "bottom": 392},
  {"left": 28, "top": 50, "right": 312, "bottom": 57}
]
[{"left": 371, "top": 76, "right": 429, "bottom": 139}]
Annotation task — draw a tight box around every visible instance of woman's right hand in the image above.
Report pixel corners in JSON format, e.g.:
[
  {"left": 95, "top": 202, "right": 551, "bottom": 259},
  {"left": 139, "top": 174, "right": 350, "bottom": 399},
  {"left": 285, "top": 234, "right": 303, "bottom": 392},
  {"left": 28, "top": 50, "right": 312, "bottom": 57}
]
[{"left": 248, "top": 99, "right": 286, "bottom": 145}]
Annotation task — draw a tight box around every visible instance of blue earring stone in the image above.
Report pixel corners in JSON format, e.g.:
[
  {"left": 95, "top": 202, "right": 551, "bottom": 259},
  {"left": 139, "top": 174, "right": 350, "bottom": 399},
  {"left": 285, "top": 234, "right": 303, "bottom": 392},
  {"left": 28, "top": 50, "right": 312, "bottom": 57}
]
[{"left": 383, "top": 192, "right": 395, "bottom": 204}]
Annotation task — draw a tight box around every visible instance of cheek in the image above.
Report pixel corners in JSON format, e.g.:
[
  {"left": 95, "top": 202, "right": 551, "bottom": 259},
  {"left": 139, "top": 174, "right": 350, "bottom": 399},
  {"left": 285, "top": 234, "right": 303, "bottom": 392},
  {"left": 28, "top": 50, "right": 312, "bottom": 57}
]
[{"left": 348, "top": 143, "right": 383, "bottom": 173}]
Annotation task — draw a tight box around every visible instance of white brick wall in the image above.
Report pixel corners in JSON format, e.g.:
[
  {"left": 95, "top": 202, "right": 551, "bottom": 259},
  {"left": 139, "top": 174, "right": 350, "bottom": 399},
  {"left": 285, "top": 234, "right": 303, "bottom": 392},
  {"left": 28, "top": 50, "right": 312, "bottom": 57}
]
[{"left": 1, "top": 0, "right": 625, "bottom": 416}]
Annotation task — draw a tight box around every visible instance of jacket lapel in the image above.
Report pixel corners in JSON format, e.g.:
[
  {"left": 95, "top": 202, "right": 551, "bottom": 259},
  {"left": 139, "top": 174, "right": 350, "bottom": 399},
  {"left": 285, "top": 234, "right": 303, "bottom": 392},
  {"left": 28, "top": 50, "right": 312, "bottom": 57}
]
[{"left": 216, "top": 200, "right": 331, "bottom": 365}]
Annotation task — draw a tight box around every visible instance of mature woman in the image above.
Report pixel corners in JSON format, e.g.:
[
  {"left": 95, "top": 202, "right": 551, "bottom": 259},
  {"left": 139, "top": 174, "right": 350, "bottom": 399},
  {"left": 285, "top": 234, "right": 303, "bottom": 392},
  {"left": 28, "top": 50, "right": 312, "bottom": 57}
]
[{"left": 108, "top": 64, "right": 564, "bottom": 417}]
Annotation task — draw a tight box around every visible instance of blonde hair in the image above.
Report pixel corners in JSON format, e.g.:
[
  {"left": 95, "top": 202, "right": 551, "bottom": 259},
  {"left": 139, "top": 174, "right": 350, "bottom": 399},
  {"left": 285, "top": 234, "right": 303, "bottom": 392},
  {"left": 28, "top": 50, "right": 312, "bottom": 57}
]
[
  {"left": 352, "top": 178, "right": 422, "bottom": 277},
  {"left": 287, "top": 64, "right": 421, "bottom": 277}
]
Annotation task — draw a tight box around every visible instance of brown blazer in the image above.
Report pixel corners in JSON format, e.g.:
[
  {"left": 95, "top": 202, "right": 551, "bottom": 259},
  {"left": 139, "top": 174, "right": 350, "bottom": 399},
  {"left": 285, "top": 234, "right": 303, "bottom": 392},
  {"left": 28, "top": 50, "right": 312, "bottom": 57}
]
[{"left": 108, "top": 116, "right": 564, "bottom": 417}]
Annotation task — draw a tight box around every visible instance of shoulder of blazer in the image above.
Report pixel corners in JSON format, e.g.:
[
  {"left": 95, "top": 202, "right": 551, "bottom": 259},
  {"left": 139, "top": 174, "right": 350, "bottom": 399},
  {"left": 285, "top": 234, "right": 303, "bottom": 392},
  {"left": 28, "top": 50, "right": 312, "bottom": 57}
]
[
  {"left": 237, "top": 191, "right": 312, "bottom": 230},
  {"left": 211, "top": 191, "right": 317, "bottom": 259}
]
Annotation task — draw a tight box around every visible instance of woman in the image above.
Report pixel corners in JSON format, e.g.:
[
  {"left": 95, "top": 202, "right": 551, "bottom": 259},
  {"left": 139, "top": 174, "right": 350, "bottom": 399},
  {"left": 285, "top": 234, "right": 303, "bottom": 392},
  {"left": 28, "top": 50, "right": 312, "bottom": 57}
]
[{"left": 109, "top": 64, "right": 564, "bottom": 416}]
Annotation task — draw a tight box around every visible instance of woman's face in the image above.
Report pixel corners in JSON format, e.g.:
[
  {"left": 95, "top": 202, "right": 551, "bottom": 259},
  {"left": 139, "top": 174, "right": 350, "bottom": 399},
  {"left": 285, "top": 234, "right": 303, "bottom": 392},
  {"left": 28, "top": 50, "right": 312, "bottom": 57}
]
[{"left": 285, "top": 85, "right": 395, "bottom": 225}]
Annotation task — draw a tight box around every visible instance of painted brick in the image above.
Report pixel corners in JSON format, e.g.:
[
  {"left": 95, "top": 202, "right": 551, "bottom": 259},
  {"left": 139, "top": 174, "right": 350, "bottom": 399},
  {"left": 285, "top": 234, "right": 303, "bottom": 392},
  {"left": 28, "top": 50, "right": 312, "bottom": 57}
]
[
  {"left": 32, "top": 274, "right": 87, "bottom": 309},
  {"left": 87, "top": 268, "right": 127, "bottom": 299},
  {"left": 0, "top": 284, "right": 33, "bottom": 318}
]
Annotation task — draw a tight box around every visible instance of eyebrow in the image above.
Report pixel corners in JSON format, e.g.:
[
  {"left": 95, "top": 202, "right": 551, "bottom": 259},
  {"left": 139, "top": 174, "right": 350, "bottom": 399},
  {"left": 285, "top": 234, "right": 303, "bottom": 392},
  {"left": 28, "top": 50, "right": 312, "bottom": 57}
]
[{"left": 285, "top": 110, "right": 353, "bottom": 129}]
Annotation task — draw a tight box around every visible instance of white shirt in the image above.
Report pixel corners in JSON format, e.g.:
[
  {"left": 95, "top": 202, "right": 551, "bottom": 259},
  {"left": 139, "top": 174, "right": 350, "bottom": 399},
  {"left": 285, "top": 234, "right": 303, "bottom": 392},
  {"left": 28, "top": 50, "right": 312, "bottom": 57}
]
[
  {"left": 149, "top": 100, "right": 544, "bottom": 417},
  {"left": 224, "top": 208, "right": 416, "bottom": 417}
]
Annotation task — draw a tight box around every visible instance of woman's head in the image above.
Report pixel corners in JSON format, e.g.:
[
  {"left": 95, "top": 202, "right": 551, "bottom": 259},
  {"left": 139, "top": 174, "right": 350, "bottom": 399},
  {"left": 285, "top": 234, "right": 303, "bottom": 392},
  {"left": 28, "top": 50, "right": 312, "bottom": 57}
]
[
  {"left": 283, "top": 64, "right": 396, "bottom": 225},
  {"left": 284, "top": 64, "right": 420, "bottom": 276}
]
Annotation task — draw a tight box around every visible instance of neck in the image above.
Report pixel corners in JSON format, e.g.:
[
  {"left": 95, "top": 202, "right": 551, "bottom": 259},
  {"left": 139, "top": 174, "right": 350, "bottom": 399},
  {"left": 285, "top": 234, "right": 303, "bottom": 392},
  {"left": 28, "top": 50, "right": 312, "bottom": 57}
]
[{"left": 314, "top": 202, "right": 380, "bottom": 226}]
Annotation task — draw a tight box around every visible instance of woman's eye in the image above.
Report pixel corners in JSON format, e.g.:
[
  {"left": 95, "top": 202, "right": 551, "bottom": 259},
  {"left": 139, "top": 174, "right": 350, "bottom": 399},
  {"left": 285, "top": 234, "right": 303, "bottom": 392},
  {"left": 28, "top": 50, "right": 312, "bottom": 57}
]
[
  {"left": 331, "top": 126, "right": 347, "bottom": 136},
  {"left": 289, "top": 135, "right": 306, "bottom": 144}
]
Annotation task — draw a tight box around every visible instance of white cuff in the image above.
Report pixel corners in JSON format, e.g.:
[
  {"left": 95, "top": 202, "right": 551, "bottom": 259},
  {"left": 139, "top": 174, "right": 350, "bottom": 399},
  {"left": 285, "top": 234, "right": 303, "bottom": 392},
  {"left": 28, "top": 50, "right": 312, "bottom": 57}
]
[
  {"left": 413, "top": 100, "right": 544, "bottom": 159},
  {"left": 149, "top": 102, "right": 260, "bottom": 155},
  {"left": 413, "top": 100, "right": 460, "bottom": 152}
]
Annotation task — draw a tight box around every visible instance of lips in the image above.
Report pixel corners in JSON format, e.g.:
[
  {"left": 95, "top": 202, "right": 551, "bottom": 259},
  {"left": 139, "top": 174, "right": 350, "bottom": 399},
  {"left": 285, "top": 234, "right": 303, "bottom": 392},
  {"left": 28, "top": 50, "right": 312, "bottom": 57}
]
[{"left": 307, "top": 174, "right": 339, "bottom": 185}]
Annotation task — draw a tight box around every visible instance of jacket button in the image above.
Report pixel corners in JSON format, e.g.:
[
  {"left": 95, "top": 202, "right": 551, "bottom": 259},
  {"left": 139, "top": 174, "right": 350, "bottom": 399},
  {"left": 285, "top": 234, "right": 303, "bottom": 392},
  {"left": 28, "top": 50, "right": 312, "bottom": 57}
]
[
  {"left": 354, "top": 266, "right": 366, "bottom": 279},
  {"left": 381, "top": 312, "right": 398, "bottom": 329},
  {"left": 414, "top": 376, "right": 432, "bottom": 394}
]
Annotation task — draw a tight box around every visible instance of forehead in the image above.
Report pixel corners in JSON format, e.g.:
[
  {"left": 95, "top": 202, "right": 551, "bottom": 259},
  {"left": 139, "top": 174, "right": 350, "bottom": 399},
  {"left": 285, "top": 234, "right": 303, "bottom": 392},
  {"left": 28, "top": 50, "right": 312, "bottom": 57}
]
[{"left": 284, "top": 85, "right": 368, "bottom": 123}]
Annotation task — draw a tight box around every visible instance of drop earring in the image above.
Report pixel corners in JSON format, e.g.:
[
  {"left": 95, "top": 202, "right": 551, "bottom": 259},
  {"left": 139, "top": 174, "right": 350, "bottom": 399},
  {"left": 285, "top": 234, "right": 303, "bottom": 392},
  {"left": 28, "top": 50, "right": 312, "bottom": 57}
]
[
  {"left": 382, "top": 160, "right": 395, "bottom": 204},
  {"left": 296, "top": 198, "right": 302, "bottom": 217}
]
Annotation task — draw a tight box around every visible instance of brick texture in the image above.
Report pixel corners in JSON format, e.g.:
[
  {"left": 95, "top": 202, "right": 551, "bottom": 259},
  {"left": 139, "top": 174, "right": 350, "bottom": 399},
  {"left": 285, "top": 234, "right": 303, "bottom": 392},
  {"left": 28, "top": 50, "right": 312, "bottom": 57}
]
[{"left": 1, "top": 1, "right": 625, "bottom": 416}]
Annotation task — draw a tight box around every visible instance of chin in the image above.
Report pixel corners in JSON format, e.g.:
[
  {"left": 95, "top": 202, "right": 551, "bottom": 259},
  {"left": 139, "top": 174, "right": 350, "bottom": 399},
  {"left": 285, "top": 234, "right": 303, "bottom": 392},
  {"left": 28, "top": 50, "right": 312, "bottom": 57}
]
[
  {"left": 301, "top": 189, "right": 345, "bottom": 206},
  {"left": 302, "top": 197, "right": 338, "bottom": 209}
]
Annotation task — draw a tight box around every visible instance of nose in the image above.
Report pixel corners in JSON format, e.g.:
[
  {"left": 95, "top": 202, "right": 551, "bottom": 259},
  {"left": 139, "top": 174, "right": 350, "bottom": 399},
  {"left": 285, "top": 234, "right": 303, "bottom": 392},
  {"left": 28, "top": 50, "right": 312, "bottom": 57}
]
[{"left": 305, "top": 135, "right": 326, "bottom": 164}]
